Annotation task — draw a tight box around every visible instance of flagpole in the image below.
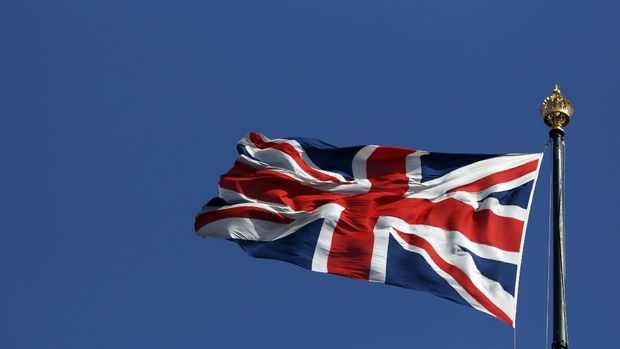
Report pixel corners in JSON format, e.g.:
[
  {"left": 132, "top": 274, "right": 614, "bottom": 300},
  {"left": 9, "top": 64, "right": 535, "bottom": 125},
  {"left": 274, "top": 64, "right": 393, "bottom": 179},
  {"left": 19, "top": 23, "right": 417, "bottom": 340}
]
[{"left": 541, "top": 85, "right": 573, "bottom": 349}]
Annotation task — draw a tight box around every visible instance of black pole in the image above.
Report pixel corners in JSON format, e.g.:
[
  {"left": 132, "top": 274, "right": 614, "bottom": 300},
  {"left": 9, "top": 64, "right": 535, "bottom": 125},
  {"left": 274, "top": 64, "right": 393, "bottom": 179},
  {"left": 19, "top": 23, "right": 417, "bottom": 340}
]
[
  {"left": 541, "top": 85, "right": 572, "bottom": 349},
  {"left": 551, "top": 128, "right": 568, "bottom": 349}
]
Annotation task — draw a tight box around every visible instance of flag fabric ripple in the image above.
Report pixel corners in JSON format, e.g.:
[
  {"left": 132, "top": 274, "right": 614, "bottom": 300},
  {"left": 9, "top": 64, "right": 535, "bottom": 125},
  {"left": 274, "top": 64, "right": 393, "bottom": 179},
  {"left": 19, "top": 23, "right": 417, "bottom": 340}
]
[{"left": 194, "top": 132, "right": 543, "bottom": 326}]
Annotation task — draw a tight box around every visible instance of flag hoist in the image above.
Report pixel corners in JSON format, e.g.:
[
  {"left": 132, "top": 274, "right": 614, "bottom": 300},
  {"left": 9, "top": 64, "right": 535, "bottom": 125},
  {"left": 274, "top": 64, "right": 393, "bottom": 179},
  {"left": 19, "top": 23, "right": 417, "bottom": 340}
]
[{"left": 540, "top": 85, "right": 573, "bottom": 349}]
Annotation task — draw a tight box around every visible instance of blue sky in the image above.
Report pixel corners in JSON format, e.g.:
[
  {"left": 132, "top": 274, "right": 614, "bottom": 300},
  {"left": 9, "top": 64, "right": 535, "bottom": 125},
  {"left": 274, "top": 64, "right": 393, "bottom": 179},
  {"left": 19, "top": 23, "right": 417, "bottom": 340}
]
[{"left": 2, "top": 1, "right": 619, "bottom": 348}]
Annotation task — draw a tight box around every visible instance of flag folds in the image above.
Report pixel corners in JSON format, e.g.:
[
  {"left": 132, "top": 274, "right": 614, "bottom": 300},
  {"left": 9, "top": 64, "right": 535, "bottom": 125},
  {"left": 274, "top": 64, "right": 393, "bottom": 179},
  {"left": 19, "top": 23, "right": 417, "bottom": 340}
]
[{"left": 195, "top": 132, "right": 542, "bottom": 326}]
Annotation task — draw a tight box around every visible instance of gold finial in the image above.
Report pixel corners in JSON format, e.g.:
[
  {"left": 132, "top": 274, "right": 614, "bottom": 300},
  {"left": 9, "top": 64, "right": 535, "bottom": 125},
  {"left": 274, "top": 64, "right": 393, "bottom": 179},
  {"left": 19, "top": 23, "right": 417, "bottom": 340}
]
[{"left": 540, "top": 84, "right": 573, "bottom": 132}]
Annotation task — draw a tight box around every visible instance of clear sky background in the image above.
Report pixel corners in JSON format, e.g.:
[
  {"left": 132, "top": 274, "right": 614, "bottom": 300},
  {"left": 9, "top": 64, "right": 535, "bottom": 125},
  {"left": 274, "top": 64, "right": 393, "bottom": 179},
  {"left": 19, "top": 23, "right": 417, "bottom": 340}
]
[{"left": 2, "top": 1, "right": 619, "bottom": 348}]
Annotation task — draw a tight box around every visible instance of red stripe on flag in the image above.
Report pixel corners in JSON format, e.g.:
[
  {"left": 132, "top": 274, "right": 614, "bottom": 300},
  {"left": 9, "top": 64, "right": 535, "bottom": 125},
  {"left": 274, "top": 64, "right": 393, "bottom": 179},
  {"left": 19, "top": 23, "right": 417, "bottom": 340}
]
[
  {"left": 324, "top": 201, "right": 379, "bottom": 280},
  {"left": 195, "top": 206, "right": 294, "bottom": 232},
  {"left": 382, "top": 198, "right": 524, "bottom": 252},
  {"left": 220, "top": 162, "right": 347, "bottom": 211},
  {"left": 249, "top": 132, "right": 344, "bottom": 183},
  {"left": 365, "top": 146, "right": 415, "bottom": 195},
  {"left": 448, "top": 159, "right": 539, "bottom": 193},
  {"left": 395, "top": 229, "right": 513, "bottom": 326}
]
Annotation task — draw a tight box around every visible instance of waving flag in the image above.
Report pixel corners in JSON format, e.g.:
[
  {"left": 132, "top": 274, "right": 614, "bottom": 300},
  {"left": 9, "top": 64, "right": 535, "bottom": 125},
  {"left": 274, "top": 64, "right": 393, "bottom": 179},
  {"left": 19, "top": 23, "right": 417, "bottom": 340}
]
[{"left": 194, "top": 132, "right": 542, "bottom": 326}]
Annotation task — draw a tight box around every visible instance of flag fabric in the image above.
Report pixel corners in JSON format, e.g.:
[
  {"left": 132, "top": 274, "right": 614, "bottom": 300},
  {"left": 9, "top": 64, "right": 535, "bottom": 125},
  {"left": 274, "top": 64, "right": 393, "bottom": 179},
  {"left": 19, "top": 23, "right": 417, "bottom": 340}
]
[{"left": 194, "top": 132, "right": 542, "bottom": 326}]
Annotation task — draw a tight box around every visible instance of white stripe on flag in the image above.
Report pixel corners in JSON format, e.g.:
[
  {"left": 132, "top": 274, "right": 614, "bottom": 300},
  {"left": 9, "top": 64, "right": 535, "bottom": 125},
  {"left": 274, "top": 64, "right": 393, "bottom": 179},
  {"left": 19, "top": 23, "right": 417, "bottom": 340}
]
[
  {"left": 424, "top": 172, "right": 537, "bottom": 210},
  {"left": 477, "top": 197, "right": 527, "bottom": 221},
  {"left": 352, "top": 145, "right": 378, "bottom": 180},
  {"left": 405, "top": 150, "right": 428, "bottom": 184},
  {"left": 311, "top": 205, "right": 345, "bottom": 273},
  {"left": 406, "top": 153, "right": 542, "bottom": 198},
  {"left": 369, "top": 223, "right": 389, "bottom": 283}
]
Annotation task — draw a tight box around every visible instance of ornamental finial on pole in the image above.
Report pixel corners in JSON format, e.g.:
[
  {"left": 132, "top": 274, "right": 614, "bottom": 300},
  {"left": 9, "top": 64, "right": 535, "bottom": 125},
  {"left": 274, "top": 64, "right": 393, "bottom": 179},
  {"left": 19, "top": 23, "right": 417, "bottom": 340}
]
[{"left": 541, "top": 84, "right": 574, "bottom": 133}]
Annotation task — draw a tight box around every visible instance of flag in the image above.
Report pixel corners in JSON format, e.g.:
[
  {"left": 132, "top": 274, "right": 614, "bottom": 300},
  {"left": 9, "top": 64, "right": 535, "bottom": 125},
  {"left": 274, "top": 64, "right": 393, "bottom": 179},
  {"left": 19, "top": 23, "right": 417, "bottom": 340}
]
[{"left": 194, "top": 132, "right": 542, "bottom": 326}]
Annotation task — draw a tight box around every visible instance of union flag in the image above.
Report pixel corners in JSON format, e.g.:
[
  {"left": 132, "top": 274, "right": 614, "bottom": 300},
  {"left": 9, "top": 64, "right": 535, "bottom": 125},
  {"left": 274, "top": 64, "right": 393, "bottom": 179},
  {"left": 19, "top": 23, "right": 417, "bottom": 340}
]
[{"left": 195, "top": 132, "right": 542, "bottom": 326}]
